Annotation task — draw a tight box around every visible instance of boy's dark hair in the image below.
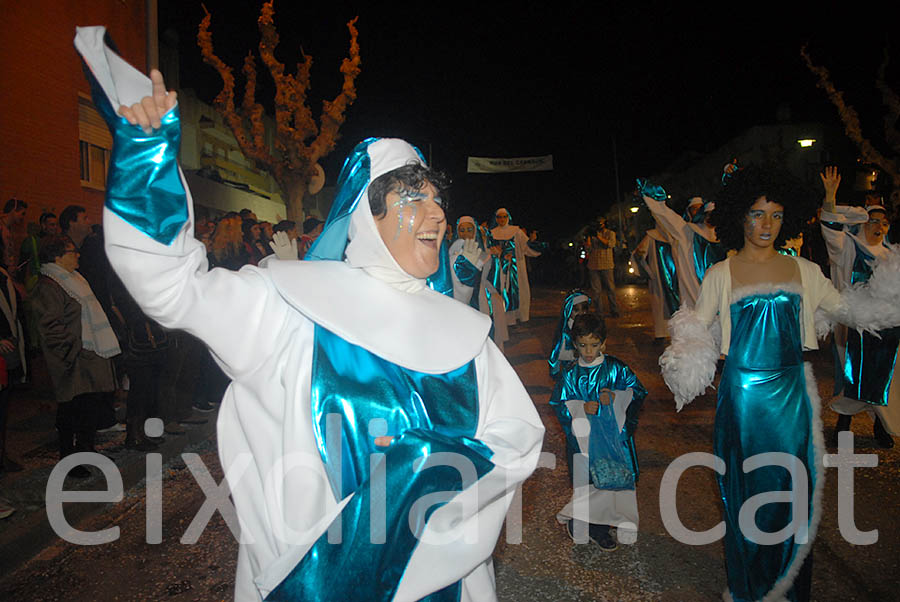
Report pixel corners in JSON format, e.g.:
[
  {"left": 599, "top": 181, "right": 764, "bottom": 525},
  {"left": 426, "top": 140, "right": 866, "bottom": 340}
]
[
  {"left": 367, "top": 163, "right": 451, "bottom": 218},
  {"left": 39, "top": 211, "right": 57, "bottom": 226},
  {"left": 38, "top": 235, "right": 73, "bottom": 264},
  {"left": 58, "top": 205, "right": 86, "bottom": 233},
  {"left": 571, "top": 313, "right": 607, "bottom": 342}
]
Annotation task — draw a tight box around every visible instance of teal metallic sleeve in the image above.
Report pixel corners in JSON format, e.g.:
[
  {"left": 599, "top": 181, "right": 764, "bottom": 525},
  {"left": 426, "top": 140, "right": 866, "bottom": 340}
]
[
  {"left": 452, "top": 254, "right": 481, "bottom": 289},
  {"left": 636, "top": 178, "right": 667, "bottom": 202},
  {"left": 83, "top": 63, "right": 189, "bottom": 246}
]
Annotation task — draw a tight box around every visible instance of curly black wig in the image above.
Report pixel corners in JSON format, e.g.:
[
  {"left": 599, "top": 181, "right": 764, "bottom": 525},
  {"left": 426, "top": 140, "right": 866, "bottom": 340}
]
[
  {"left": 709, "top": 164, "right": 817, "bottom": 252},
  {"left": 368, "top": 163, "right": 451, "bottom": 218}
]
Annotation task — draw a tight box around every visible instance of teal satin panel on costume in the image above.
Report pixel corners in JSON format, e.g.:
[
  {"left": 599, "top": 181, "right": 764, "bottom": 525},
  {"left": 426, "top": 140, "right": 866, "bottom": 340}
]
[
  {"left": 488, "top": 236, "right": 519, "bottom": 312},
  {"left": 266, "top": 428, "right": 493, "bottom": 602},
  {"left": 692, "top": 233, "right": 725, "bottom": 285},
  {"left": 305, "top": 139, "right": 375, "bottom": 262},
  {"left": 310, "top": 325, "right": 484, "bottom": 500},
  {"left": 549, "top": 356, "right": 647, "bottom": 484},
  {"left": 843, "top": 239, "right": 899, "bottom": 406},
  {"left": 427, "top": 238, "right": 454, "bottom": 297},
  {"left": 778, "top": 247, "right": 799, "bottom": 256},
  {"left": 84, "top": 67, "right": 188, "bottom": 246},
  {"left": 269, "top": 326, "right": 494, "bottom": 601},
  {"left": 453, "top": 254, "right": 481, "bottom": 307},
  {"left": 636, "top": 178, "right": 667, "bottom": 201},
  {"left": 717, "top": 291, "right": 815, "bottom": 602},
  {"left": 654, "top": 240, "right": 680, "bottom": 315},
  {"left": 549, "top": 290, "right": 592, "bottom": 380}
]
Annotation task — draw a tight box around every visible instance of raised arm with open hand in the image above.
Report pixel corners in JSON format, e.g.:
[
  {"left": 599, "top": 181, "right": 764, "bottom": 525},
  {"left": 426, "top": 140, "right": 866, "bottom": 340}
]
[{"left": 820, "top": 165, "right": 841, "bottom": 211}]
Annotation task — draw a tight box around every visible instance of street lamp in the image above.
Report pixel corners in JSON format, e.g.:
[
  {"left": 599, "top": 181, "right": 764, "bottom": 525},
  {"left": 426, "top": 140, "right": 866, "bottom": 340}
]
[
  {"left": 797, "top": 139, "right": 816, "bottom": 148},
  {"left": 629, "top": 206, "right": 639, "bottom": 213}
]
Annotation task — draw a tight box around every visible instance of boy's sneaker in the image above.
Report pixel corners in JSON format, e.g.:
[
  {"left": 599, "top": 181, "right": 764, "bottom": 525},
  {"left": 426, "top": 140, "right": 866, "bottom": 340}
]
[
  {"left": 565, "top": 519, "right": 588, "bottom": 543},
  {"left": 588, "top": 524, "right": 618, "bottom": 551}
]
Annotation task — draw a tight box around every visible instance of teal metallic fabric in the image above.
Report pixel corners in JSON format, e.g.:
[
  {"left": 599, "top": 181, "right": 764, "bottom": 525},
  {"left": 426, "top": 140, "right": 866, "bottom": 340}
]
[
  {"left": 548, "top": 290, "right": 592, "bottom": 380},
  {"left": 692, "top": 233, "right": 725, "bottom": 285},
  {"left": 427, "top": 239, "right": 455, "bottom": 297},
  {"left": 488, "top": 236, "right": 519, "bottom": 312},
  {"left": 305, "top": 138, "right": 375, "bottom": 262},
  {"left": 843, "top": 239, "right": 899, "bottom": 406},
  {"left": 654, "top": 239, "right": 680, "bottom": 315},
  {"left": 636, "top": 178, "right": 667, "bottom": 202},
  {"left": 267, "top": 326, "right": 493, "bottom": 601},
  {"left": 452, "top": 254, "right": 482, "bottom": 308},
  {"left": 717, "top": 290, "right": 816, "bottom": 602},
  {"left": 83, "top": 61, "right": 188, "bottom": 245},
  {"left": 549, "top": 356, "right": 647, "bottom": 485}
]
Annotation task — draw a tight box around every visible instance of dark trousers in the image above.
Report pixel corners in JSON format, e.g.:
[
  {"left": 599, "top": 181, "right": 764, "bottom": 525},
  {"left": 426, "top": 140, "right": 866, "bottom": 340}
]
[
  {"left": 0, "top": 384, "right": 10, "bottom": 468},
  {"left": 125, "top": 349, "right": 167, "bottom": 432},
  {"left": 55, "top": 393, "right": 102, "bottom": 457}
]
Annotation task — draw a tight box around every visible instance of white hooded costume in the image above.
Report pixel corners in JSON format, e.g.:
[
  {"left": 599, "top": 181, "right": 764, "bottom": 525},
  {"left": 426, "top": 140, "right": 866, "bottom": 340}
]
[{"left": 76, "top": 27, "right": 543, "bottom": 602}]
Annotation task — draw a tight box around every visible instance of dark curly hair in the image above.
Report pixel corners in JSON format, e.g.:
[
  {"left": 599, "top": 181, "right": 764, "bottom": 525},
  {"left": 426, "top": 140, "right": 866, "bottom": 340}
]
[
  {"left": 368, "top": 163, "right": 451, "bottom": 218},
  {"left": 709, "top": 165, "right": 817, "bottom": 252},
  {"left": 571, "top": 313, "right": 607, "bottom": 343}
]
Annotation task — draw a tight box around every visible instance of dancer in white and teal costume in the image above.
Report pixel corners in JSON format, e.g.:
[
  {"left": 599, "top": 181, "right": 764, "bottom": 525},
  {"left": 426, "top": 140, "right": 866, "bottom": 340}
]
[
  {"left": 639, "top": 183, "right": 724, "bottom": 309},
  {"left": 488, "top": 208, "right": 540, "bottom": 324},
  {"left": 819, "top": 166, "right": 899, "bottom": 447},
  {"left": 659, "top": 167, "right": 900, "bottom": 601},
  {"left": 77, "top": 28, "right": 544, "bottom": 602},
  {"left": 449, "top": 216, "right": 509, "bottom": 352}
]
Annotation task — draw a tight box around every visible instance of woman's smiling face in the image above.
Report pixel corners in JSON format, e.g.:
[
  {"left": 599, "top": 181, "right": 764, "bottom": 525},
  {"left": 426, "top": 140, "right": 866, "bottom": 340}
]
[{"left": 375, "top": 181, "right": 447, "bottom": 278}]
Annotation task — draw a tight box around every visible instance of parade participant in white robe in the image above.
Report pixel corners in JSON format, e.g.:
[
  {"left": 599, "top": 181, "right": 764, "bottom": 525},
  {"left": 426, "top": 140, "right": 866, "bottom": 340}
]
[
  {"left": 633, "top": 228, "right": 680, "bottom": 340},
  {"left": 488, "top": 209, "right": 541, "bottom": 324},
  {"left": 820, "top": 166, "right": 898, "bottom": 447},
  {"left": 76, "top": 28, "right": 543, "bottom": 602},
  {"left": 639, "top": 184, "right": 724, "bottom": 309},
  {"left": 449, "top": 216, "right": 509, "bottom": 352}
]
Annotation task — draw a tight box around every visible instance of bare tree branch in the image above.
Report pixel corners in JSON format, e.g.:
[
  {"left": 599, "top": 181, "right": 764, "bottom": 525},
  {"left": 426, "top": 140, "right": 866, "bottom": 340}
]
[
  {"left": 198, "top": 1, "right": 362, "bottom": 219},
  {"left": 801, "top": 44, "right": 900, "bottom": 188}
]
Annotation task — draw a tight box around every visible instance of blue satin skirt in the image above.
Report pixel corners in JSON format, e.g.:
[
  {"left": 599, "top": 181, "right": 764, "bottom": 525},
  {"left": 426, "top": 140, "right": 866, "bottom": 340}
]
[{"left": 716, "top": 291, "right": 816, "bottom": 602}]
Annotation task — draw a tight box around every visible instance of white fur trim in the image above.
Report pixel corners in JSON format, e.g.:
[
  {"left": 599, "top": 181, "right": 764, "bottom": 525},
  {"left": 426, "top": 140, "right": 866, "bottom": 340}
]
[
  {"left": 730, "top": 281, "right": 803, "bottom": 303},
  {"left": 659, "top": 307, "right": 718, "bottom": 411},
  {"left": 836, "top": 245, "right": 900, "bottom": 333},
  {"left": 814, "top": 308, "right": 833, "bottom": 340}
]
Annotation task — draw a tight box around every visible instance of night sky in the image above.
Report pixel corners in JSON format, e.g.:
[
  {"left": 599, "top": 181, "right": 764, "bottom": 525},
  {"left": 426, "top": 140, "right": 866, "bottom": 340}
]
[{"left": 158, "top": 1, "right": 897, "bottom": 239}]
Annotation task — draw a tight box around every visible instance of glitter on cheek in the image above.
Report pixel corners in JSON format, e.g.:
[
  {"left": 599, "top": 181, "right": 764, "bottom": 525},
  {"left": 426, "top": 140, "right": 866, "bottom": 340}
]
[
  {"left": 408, "top": 203, "right": 418, "bottom": 233},
  {"left": 391, "top": 198, "right": 408, "bottom": 239},
  {"left": 391, "top": 188, "right": 426, "bottom": 238}
]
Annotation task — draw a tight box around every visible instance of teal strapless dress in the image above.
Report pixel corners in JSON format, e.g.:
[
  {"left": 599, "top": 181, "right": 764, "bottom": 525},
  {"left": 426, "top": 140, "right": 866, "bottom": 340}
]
[{"left": 716, "top": 289, "right": 819, "bottom": 602}]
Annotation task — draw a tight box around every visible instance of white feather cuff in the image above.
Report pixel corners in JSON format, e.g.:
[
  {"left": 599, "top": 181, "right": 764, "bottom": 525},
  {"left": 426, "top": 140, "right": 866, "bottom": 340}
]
[
  {"left": 833, "top": 245, "right": 900, "bottom": 334},
  {"left": 659, "top": 307, "right": 718, "bottom": 412}
]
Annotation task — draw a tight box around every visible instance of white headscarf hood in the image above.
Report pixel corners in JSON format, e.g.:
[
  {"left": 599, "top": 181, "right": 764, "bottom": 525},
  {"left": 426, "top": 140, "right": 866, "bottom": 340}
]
[{"left": 267, "top": 139, "right": 492, "bottom": 372}]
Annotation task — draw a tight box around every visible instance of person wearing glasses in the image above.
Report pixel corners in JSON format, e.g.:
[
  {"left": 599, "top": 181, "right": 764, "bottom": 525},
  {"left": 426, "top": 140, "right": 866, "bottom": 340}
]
[
  {"left": 30, "top": 237, "right": 120, "bottom": 478},
  {"left": 820, "top": 166, "right": 897, "bottom": 448}
]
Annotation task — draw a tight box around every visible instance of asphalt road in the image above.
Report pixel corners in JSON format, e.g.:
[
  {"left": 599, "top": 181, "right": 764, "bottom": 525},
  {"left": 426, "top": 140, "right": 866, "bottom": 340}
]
[{"left": 1, "top": 284, "right": 897, "bottom": 601}]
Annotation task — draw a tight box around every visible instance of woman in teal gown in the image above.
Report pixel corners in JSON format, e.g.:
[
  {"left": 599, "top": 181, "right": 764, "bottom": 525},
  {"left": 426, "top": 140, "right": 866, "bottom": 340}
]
[{"left": 657, "top": 167, "right": 900, "bottom": 601}]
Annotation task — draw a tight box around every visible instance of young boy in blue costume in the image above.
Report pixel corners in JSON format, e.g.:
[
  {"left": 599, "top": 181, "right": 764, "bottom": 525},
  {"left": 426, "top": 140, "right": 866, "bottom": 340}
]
[
  {"left": 548, "top": 290, "right": 592, "bottom": 380},
  {"left": 550, "top": 313, "right": 647, "bottom": 550}
]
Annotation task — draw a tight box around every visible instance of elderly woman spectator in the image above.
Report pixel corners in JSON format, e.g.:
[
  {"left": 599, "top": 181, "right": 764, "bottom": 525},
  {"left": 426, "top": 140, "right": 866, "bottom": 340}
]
[{"left": 30, "top": 236, "right": 120, "bottom": 478}]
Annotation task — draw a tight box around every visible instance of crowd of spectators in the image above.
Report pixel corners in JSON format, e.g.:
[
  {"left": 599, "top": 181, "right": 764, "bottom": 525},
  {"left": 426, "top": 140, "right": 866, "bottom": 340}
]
[{"left": 0, "top": 200, "right": 323, "bottom": 519}]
